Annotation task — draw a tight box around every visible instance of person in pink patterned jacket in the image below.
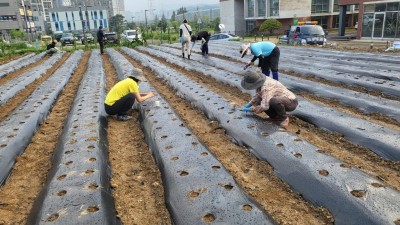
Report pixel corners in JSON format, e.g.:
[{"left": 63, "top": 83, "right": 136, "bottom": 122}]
[{"left": 241, "top": 70, "right": 298, "bottom": 128}]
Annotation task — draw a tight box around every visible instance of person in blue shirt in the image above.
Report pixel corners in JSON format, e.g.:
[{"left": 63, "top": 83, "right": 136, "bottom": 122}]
[{"left": 240, "top": 41, "right": 280, "bottom": 80}]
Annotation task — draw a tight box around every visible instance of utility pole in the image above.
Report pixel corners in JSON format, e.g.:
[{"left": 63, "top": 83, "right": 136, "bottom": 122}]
[{"left": 144, "top": 9, "right": 154, "bottom": 35}]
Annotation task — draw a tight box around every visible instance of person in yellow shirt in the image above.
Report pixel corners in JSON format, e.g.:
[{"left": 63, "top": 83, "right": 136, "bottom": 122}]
[{"left": 104, "top": 74, "right": 156, "bottom": 121}]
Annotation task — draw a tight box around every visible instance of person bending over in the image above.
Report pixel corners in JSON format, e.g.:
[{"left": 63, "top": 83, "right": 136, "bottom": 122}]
[
  {"left": 46, "top": 40, "right": 59, "bottom": 56},
  {"left": 240, "top": 41, "right": 280, "bottom": 80},
  {"left": 191, "top": 31, "right": 211, "bottom": 57}
]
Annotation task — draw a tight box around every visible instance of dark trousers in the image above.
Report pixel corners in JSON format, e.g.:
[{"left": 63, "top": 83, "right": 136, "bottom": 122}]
[
  {"left": 265, "top": 97, "right": 298, "bottom": 120},
  {"left": 259, "top": 46, "right": 280, "bottom": 77},
  {"left": 104, "top": 93, "right": 135, "bottom": 116},
  {"left": 98, "top": 40, "right": 104, "bottom": 54},
  {"left": 201, "top": 41, "right": 209, "bottom": 55}
]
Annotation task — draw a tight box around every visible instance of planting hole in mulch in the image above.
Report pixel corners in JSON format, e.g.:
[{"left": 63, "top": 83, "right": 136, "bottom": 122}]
[
  {"left": 87, "top": 206, "right": 99, "bottom": 213},
  {"left": 171, "top": 157, "right": 179, "bottom": 161},
  {"left": 84, "top": 169, "right": 95, "bottom": 175},
  {"left": 294, "top": 138, "right": 302, "bottom": 142},
  {"left": 293, "top": 153, "right": 302, "bottom": 158},
  {"left": 212, "top": 166, "right": 221, "bottom": 170},
  {"left": 188, "top": 191, "right": 200, "bottom": 198},
  {"left": 87, "top": 145, "right": 95, "bottom": 150},
  {"left": 223, "top": 184, "right": 234, "bottom": 190},
  {"left": 46, "top": 213, "right": 59, "bottom": 222},
  {"left": 88, "top": 158, "right": 96, "bottom": 162},
  {"left": 64, "top": 161, "right": 73, "bottom": 166},
  {"left": 318, "top": 170, "right": 329, "bottom": 176},
  {"left": 260, "top": 132, "right": 269, "bottom": 136},
  {"left": 165, "top": 145, "right": 173, "bottom": 150},
  {"left": 201, "top": 152, "right": 208, "bottom": 156},
  {"left": 179, "top": 171, "right": 189, "bottom": 176},
  {"left": 192, "top": 142, "right": 198, "bottom": 146},
  {"left": 57, "top": 174, "right": 67, "bottom": 180},
  {"left": 371, "top": 183, "right": 385, "bottom": 188},
  {"left": 68, "top": 140, "right": 77, "bottom": 144},
  {"left": 156, "top": 127, "right": 162, "bottom": 130},
  {"left": 161, "top": 135, "right": 168, "bottom": 139},
  {"left": 276, "top": 143, "right": 284, "bottom": 148},
  {"left": 57, "top": 190, "right": 67, "bottom": 196},
  {"left": 65, "top": 150, "right": 73, "bottom": 154},
  {"left": 203, "top": 213, "right": 215, "bottom": 223},
  {"left": 0, "top": 144, "right": 7, "bottom": 148},
  {"left": 185, "top": 133, "right": 192, "bottom": 136},
  {"left": 87, "top": 184, "right": 99, "bottom": 190},
  {"left": 350, "top": 190, "right": 366, "bottom": 198},
  {"left": 242, "top": 204, "right": 253, "bottom": 211},
  {"left": 85, "top": 137, "right": 97, "bottom": 141}
]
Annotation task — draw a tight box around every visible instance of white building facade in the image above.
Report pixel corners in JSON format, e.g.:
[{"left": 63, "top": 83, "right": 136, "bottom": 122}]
[{"left": 48, "top": 6, "right": 108, "bottom": 33}]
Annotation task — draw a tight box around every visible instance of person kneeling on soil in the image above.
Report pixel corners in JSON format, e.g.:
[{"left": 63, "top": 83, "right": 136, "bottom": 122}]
[
  {"left": 241, "top": 70, "right": 298, "bottom": 128},
  {"left": 104, "top": 72, "right": 156, "bottom": 121},
  {"left": 46, "top": 40, "right": 59, "bottom": 56}
]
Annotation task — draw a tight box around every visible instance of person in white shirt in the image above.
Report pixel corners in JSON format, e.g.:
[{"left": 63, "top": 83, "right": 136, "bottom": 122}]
[{"left": 179, "top": 19, "right": 192, "bottom": 59}]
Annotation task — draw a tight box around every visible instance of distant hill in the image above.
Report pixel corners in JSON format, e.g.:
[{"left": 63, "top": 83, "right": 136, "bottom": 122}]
[{"left": 185, "top": 3, "right": 219, "bottom": 12}]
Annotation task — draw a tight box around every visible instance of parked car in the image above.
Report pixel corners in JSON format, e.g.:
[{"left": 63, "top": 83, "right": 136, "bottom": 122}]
[
  {"left": 81, "top": 33, "right": 94, "bottom": 44},
  {"left": 279, "top": 34, "right": 289, "bottom": 44},
  {"left": 209, "top": 33, "right": 240, "bottom": 41},
  {"left": 104, "top": 32, "right": 119, "bottom": 45},
  {"left": 288, "top": 24, "right": 327, "bottom": 46},
  {"left": 60, "top": 33, "right": 75, "bottom": 46},
  {"left": 73, "top": 32, "right": 83, "bottom": 41},
  {"left": 121, "top": 29, "right": 142, "bottom": 42}
]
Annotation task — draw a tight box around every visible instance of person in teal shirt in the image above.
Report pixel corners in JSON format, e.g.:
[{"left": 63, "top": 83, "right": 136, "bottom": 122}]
[{"left": 240, "top": 41, "right": 280, "bottom": 80}]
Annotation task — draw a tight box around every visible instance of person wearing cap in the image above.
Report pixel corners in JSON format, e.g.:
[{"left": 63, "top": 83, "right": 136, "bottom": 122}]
[
  {"left": 97, "top": 26, "right": 105, "bottom": 54},
  {"left": 241, "top": 70, "right": 298, "bottom": 128},
  {"left": 104, "top": 72, "right": 156, "bottom": 121},
  {"left": 46, "top": 40, "right": 58, "bottom": 56},
  {"left": 179, "top": 19, "right": 192, "bottom": 59},
  {"left": 191, "top": 31, "right": 211, "bottom": 57},
  {"left": 240, "top": 41, "right": 280, "bottom": 80}
]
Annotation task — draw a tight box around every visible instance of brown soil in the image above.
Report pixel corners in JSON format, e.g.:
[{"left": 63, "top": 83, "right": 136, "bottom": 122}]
[
  {"left": 122, "top": 50, "right": 334, "bottom": 225},
  {"left": 136, "top": 50, "right": 400, "bottom": 192},
  {"left": 0, "top": 53, "right": 29, "bottom": 65},
  {"left": 0, "top": 46, "right": 398, "bottom": 225},
  {"left": 0, "top": 53, "right": 70, "bottom": 121},
  {"left": 102, "top": 54, "right": 172, "bottom": 225},
  {"left": 0, "top": 55, "right": 49, "bottom": 86},
  {"left": 0, "top": 51, "right": 90, "bottom": 225}
]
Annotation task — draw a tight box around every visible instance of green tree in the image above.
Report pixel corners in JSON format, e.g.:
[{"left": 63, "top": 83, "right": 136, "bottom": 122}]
[
  {"left": 259, "top": 18, "right": 281, "bottom": 36},
  {"left": 212, "top": 17, "right": 220, "bottom": 32},
  {"left": 170, "top": 21, "right": 179, "bottom": 32},
  {"left": 10, "top": 29, "right": 25, "bottom": 39},
  {"left": 158, "top": 14, "right": 168, "bottom": 33},
  {"left": 177, "top": 7, "right": 187, "bottom": 15},
  {"left": 109, "top": 14, "right": 125, "bottom": 34},
  {"left": 170, "top": 11, "right": 176, "bottom": 22},
  {"left": 127, "top": 21, "right": 137, "bottom": 29}
]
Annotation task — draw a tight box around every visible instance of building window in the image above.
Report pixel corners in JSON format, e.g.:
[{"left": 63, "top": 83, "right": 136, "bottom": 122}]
[
  {"left": 103, "top": 19, "right": 107, "bottom": 28},
  {"left": 258, "top": 0, "right": 266, "bottom": 17},
  {"left": 55, "top": 22, "right": 59, "bottom": 31},
  {"left": 270, "top": 0, "right": 279, "bottom": 16},
  {"left": 364, "top": 4, "right": 375, "bottom": 13},
  {"left": 387, "top": 2, "right": 399, "bottom": 11},
  {"left": 67, "top": 21, "right": 71, "bottom": 31},
  {"left": 354, "top": 4, "right": 359, "bottom": 11},
  {"left": 312, "top": 0, "right": 329, "bottom": 13},
  {"left": 94, "top": 11, "right": 97, "bottom": 20},
  {"left": 375, "top": 3, "right": 386, "bottom": 12},
  {"left": 60, "top": 22, "right": 64, "bottom": 31},
  {"left": 52, "top": 12, "right": 56, "bottom": 21},
  {"left": 248, "top": 0, "right": 254, "bottom": 17},
  {"left": 100, "top": 11, "right": 103, "bottom": 19},
  {"left": 384, "top": 12, "right": 398, "bottom": 38},
  {"left": 333, "top": 0, "right": 339, "bottom": 12}
]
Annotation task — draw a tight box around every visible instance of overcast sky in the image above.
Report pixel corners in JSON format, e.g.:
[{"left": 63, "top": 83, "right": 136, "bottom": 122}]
[{"left": 125, "top": 0, "right": 219, "bottom": 21}]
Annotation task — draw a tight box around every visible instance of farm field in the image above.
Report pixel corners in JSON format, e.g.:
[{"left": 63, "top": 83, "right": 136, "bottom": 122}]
[{"left": 0, "top": 41, "right": 399, "bottom": 225}]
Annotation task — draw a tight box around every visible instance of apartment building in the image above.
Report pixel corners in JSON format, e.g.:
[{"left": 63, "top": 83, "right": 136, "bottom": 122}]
[
  {"left": 0, "top": 0, "right": 35, "bottom": 38},
  {"left": 48, "top": 6, "right": 108, "bottom": 33},
  {"left": 54, "top": 0, "right": 123, "bottom": 16},
  {"left": 220, "top": 0, "right": 358, "bottom": 35}
]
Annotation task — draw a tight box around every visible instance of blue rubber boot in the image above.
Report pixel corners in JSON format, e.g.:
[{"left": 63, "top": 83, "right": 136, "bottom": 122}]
[{"left": 272, "top": 72, "right": 279, "bottom": 80}]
